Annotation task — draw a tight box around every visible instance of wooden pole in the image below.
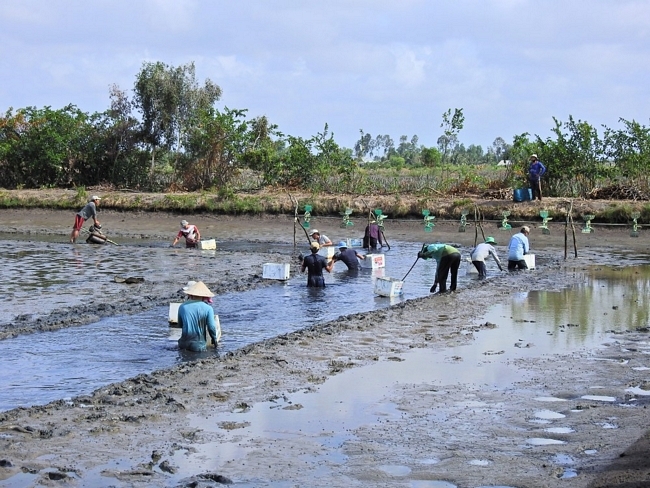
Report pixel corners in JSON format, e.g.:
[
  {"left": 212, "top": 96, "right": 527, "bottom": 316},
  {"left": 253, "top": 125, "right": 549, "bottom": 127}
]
[{"left": 474, "top": 205, "right": 479, "bottom": 247}]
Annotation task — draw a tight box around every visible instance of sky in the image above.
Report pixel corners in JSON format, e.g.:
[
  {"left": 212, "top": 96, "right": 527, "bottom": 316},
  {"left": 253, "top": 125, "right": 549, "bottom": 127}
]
[{"left": 1, "top": 0, "right": 649, "bottom": 152}]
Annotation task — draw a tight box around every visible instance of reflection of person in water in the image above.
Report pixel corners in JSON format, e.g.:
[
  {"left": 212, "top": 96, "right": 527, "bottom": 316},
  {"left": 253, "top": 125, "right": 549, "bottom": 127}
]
[
  {"left": 85, "top": 224, "right": 107, "bottom": 245},
  {"left": 363, "top": 221, "right": 383, "bottom": 250}
]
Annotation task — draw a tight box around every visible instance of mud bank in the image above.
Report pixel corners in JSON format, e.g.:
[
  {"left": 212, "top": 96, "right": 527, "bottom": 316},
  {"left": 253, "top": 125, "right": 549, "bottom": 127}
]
[{"left": 1, "top": 208, "right": 650, "bottom": 487}]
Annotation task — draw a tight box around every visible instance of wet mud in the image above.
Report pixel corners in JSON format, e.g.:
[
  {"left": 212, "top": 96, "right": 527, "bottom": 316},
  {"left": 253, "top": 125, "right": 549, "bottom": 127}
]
[{"left": 1, "top": 208, "right": 650, "bottom": 487}]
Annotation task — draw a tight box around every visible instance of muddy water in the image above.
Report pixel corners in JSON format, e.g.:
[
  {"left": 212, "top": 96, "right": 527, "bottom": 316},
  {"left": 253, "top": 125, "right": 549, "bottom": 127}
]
[
  {"left": 0, "top": 238, "right": 479, "bottom": 411},
  {"left": 2, "top": 230, "right": 649, "bottom": 413},
  {"left": 169, "top": 266, "right": 650, "bottom": 486}
]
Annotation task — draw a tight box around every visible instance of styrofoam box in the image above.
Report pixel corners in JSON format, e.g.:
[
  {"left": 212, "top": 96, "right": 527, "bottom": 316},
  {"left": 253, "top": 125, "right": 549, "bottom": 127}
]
[
  {"left": 317, "top": 246, "right": 336, "bottom": 259},
  {"left": 346, "top": 238, "right": 364, "bottom": 248},
  {"left": 360, "top": 253, "right": 385, "bottom": 269},
  {"left": 169, "top": 302, "right": 181, "bottom": 323},
  {"left": 524, "top": 254, "right": 536, "bottom": 269},
  {"left": 199, "top": 239, "right": 217, "bottom": 250},
  {"left": 374, "top": 277, "right": 403, "bottom": 297},
  {"left": 263, "top": 263, "right": 291, "bottom": 280}
]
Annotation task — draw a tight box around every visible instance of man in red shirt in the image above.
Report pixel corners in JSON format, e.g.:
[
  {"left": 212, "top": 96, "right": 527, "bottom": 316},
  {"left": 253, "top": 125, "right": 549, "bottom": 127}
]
[{"left": 171, "top": 220, "right": 201, "bottom": 248}]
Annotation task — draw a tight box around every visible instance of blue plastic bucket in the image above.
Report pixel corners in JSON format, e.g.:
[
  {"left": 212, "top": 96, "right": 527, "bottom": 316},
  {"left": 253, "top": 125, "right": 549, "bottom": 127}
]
[{"left": 513, "top": 188, "right": 532, "bottom": 202}]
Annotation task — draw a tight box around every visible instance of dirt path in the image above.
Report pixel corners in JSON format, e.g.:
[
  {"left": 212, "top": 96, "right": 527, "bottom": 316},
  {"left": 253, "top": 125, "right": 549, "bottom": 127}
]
[{"left": 0, "top": 208, "right": 650, "bottom": 487}]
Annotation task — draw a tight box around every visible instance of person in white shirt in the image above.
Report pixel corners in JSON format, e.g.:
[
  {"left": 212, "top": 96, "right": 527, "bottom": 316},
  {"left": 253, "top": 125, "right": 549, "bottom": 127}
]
[
  {"left": 507, "top": 226, "right": 530, "bottom": 270},
  {"left": 470, "top": 237, "right": 503, "bottom": 278}
]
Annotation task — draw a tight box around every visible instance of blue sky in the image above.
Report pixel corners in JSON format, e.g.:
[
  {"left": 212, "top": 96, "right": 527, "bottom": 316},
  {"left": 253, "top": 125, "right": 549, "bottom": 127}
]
[{"left": 1, "top": 0, "right": 648, "bottom": 151}]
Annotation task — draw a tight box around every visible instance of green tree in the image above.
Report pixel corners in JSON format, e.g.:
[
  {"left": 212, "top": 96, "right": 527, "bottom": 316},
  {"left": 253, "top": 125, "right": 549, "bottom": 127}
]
[
  {"left": 133, "top": 61, "right": 222, "bottom": 175},
  {"left": 603, "top": 118, "right": 650, "bottom": 182},
  {"left": 437, "top": 108, "right": 464, "bottom": 165}
]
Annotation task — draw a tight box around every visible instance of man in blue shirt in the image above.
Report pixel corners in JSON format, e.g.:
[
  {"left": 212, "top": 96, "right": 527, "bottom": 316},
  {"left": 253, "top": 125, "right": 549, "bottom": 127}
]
[
  {"left": 507, "top": 226, "right": 531, "bottom": 270},
  {"left": 528, "top": 154, "right": 547, "bottom": 201},
  {"left": 178, "top": 281, "right": 218, "bottom": 351},
  {"left": 333, "top": 241, "right": 366, "bottom": 270}
]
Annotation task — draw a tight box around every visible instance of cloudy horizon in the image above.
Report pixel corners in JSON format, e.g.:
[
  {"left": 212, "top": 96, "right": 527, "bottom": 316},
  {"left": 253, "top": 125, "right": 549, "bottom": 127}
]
[{"left": 1, "top": 0, "right": 648, "bottom": 152}]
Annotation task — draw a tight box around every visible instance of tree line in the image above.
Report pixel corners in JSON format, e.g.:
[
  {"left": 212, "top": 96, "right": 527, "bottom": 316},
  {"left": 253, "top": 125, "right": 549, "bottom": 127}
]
[{"left": 1, "top": 61, "right": 649, "bottom": 197}]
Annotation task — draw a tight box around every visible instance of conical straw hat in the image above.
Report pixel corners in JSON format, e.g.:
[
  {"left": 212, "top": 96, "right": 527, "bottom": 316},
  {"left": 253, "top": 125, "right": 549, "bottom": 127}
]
[{"left": 183, "top": 281, "right": 214, "bottom": 298}]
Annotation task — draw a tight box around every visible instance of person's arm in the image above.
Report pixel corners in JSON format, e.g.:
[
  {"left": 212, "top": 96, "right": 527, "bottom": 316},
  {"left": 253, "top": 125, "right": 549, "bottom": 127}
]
[
  {"left": 301, "top": 257, "right": 307, "bottom": 273},
  {"left": 325, "top": 259, "right": 334, "bottom": 273},
  {"left": 322, "top": 235, "right": 332, "bottom": 246},
  {"left": 194, "top": 226, "right": 201, "bottom": 241},
  {"left": 206, "top": 311, "right": 217, "bottom": 347},
  {"left": 490, "top": 249, "right": 503, "bottom": 271},
  {"left": 355, "top": 252, "right": 365, "bottom": 260}
]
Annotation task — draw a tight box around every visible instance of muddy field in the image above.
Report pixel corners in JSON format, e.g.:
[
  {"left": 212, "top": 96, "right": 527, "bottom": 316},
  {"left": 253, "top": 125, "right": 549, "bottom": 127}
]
[{"left": 1, "top": 208, "right": 650, "bottom": 488}]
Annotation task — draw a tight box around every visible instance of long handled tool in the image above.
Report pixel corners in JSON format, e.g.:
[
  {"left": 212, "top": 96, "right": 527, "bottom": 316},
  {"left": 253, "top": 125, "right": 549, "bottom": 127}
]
[{"left": 401, "top": 256, "right": 420, "bottom": 281}]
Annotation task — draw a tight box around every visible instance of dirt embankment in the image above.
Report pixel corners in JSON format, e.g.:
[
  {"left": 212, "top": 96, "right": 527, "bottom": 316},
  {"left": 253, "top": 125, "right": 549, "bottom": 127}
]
[{"left": 1, "top": 187, "right": 648, "bottom": 222}]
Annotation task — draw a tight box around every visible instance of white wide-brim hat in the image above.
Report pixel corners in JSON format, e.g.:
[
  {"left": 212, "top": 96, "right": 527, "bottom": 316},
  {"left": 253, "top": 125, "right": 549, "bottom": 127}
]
[{"left": 183, "top": 281, "right": 214, "bottom": 298}]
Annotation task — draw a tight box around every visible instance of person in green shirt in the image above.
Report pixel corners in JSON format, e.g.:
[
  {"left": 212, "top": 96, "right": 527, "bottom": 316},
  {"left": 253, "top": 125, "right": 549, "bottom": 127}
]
[{"left": 418, "top": 243, "right": 462, "bottom": 293}]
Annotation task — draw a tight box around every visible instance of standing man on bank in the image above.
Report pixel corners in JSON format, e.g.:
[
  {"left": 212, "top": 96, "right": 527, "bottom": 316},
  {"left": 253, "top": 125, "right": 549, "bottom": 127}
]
[
  {"left": 528, "top": 154, "right": 547, "bottom": 201},
  {"left": 172, "top": 220, "right": 201, "bottom": 248},
  {"left": 70, "top": 195, "right": 101, "bottom": 243}
]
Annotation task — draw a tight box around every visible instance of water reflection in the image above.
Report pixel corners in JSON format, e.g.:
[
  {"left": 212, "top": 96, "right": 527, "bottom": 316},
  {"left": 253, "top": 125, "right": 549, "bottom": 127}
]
[{"left": 3, "top": 239, "right": 650, "bottom": 413}]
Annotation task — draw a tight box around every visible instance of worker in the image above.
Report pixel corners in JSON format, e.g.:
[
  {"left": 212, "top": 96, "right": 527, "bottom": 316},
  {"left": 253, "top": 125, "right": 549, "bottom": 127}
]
[
  {"left": 363, "top": 221, "right": 383, "bottom": 250},
  {"left": 332, "top": 241, "right": 366, "bottom": 270},
  {"left": 172, "top": 220, "right": 201, "bottom": 248},
  {"left": 70, "top": 196, "right": 101, "bottom": 243},
  {"left": 308, "top": 229, "right": 333, "bottom": 247},
  {"left": 301, "top": 242, "right": 333, "bottom": 287},
  {"left": 178, "top": 281, "right": 218, "bottom": 351},
  {"left": 470, "top": 237, "right": 503, "bottom": 278},
  {"left": 418, "top": 243, "right": 462, "bottom": 293},
  {"left": 508, "top": 226, "right": 531, "bottom": 270}
]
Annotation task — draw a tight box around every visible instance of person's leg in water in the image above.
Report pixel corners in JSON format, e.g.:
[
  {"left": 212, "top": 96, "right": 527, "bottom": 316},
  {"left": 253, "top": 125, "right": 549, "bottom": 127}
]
[
  {"left": 473, "top": 261, "right": 486, "bottom": 278},
  {"left": 437, "top": 256, "right": 452, "bottom": 292},
  {"left": 70, "top": 215, "right": 84, "bottom": 243},
  {"left": 449, "top": 253, "right": 461, "bottom": 291}
]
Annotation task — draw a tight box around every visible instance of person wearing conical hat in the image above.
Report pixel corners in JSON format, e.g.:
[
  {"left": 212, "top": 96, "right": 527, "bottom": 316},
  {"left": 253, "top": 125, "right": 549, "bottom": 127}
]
[
  {"left": 177, "top": 281, "right": 218, "bottom": 351},
  {"left": 470, "top": 236, "right": 503, "bottom": 278}
]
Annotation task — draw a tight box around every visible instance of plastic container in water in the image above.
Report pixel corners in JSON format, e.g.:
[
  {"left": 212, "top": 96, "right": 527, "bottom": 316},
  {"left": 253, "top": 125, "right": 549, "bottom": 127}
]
[
  {"left": 360, "top": 254, "right": 385, "bottom": 269},
  {"left": 346, "top": 238, "right": 364, "bottom": 248},
  {"left": 513, "top": 188, "right": 533, "bottom": 202},
  {"left": 524, "top": 254, "right": 536, "bottom": 269},
  {"left": 262, "top": 263, "right": 291, "bottom": 280},
  {"left": 374, "top": 277, "right": 403, "bottom": 297},
  {"left": 199, "top": 239, "right": 217, "bottom": 250}
]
